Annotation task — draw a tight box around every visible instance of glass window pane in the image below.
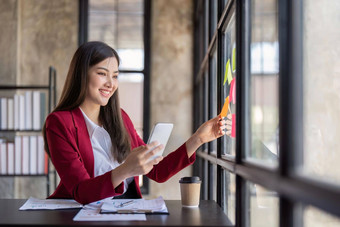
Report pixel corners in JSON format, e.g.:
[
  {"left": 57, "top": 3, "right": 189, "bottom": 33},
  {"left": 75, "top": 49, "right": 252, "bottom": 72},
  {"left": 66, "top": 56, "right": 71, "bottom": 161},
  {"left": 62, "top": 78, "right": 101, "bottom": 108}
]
[
  {"left": 88, "top": 12, "right": 116, "bottom": 45},
  {"left": 210, "top": 0, "right": 217, "bottom": 39},
  {"left": 117, "top": 13, "right": 144, "bottom": 70},
  {"left": 210, "top": 48, "right": 218, "bottom": 120},
  {"left": 302, "top": 0, "right": 340, "bottom": 184},
  {"left": 249, "top": 0, "right": 279, "bottom": 166},
  {"left": 221, "top": 12, "right": 236, "bottom": 157},
  {"left": 117, "top": 0, "right": 143, "bottom": 12},
  {"left": 119, "top": 72, "right": 145, "bottom": 193},
  {"left": 223, "top": 170, "right": 236, "bottom": 224},
  {"left": 203, "top": 71, "right": 209, "bottom": 153},
  {"left": 202, "top": 159, "right": 209, "bottom": 200},
  {"left": 304, "top": 205, "right": 340, "bottom": 227},
  {"left": 88, "top": 0, "right": 144, "bottom": 70},
  {"left": 211, "top": 164, "right": 217, "bottom": 201},
  {"left": 248, "top": 182, "right": 279, "bottom": 227},
  {"left": 204, "top": 72, "right": 209, "bottom": 124},
  {"left": 209, "top": 48, "right": 218, "bottom": 155},
  {"left": 222, "top": 0, "right": 230, "bottom": 8},
  {"left": 89, "top": 0, "right": 116, "bottom": 11},
  {"left": 198, "top": 80, "right": 204, "bottom": 127},
  {"left": 118, "top": 73, "right": 144, "bottom": 137},
  {"left": 118, "top": 49, "right": 144, "bottom": 71}
]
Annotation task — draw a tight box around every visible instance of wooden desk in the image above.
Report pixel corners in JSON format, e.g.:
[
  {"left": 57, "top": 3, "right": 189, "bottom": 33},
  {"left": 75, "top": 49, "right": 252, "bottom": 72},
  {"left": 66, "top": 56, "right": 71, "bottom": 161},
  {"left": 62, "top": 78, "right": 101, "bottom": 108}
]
[{"left": 0, "top": 199, "right": 233, "bottom": 226}]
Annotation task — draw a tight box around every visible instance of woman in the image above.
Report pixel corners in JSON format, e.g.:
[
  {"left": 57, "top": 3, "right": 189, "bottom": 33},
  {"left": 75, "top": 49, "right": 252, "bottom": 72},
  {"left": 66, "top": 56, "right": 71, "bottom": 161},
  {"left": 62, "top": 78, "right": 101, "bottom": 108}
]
[{"left": 43, "top": 41, "right": 231, "bottom": 204}]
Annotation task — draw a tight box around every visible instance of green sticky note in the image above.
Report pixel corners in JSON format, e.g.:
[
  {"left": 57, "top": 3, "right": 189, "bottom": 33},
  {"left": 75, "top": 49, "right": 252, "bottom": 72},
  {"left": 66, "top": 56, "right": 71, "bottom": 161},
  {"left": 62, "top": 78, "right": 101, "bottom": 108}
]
[
  {"left": 232, "top": 47, "right": 236, "bottom": 72},
  {"left": 224, "top": 59, "right": 232, "bottom": 86},
  {"left": 227, "top": 59, "right": 233, "bottom": 85},
  {"left": 223, "top": 61, "right": 228, "bottom": 85}
]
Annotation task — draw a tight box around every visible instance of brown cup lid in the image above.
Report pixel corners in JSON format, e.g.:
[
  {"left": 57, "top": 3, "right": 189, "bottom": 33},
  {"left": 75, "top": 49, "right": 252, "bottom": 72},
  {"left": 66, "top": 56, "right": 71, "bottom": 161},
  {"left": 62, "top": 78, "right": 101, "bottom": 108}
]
[{"left": 179, "top": 176, "right": 201, "bottom": 183}]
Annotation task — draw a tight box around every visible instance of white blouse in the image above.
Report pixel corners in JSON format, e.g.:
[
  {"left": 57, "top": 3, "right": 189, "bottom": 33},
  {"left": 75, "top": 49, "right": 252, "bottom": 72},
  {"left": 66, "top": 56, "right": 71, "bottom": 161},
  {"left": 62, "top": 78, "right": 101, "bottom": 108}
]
[{"left": 80, "top": 108, "right": 133, "bottom": 194}]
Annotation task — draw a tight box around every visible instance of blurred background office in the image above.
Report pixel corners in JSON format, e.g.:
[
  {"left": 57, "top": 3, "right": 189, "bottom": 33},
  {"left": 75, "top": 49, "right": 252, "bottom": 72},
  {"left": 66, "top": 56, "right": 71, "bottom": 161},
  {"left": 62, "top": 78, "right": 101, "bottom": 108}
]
[
  {"left": 0, "top": 0, "right": 193, "bottom": 200},
  {"left": 0, "top": 1, "right": 340, "bottom": 227}
]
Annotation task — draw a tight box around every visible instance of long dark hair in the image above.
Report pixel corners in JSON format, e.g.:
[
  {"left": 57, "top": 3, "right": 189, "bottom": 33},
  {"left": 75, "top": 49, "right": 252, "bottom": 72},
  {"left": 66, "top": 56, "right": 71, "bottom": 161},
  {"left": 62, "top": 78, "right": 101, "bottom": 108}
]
[{"left": 43, "top": 41, "right": 131, "bottom": 163}]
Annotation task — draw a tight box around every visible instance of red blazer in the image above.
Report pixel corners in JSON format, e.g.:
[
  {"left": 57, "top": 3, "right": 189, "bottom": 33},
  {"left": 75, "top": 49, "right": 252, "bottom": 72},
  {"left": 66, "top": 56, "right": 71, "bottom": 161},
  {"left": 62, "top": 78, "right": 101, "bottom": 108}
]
[{"left": 45, "top": 107, "right": 195, "bottom": 204}]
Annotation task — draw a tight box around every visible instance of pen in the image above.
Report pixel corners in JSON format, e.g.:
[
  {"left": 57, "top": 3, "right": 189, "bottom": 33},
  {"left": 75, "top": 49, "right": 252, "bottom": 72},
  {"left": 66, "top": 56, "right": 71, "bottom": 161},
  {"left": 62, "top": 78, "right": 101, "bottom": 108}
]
[
  {"left": 117, "top": 200, "right": 134, "bottom": 208},
  {"left": 117, "top": 209, "right": 153, "bottom": 214}
]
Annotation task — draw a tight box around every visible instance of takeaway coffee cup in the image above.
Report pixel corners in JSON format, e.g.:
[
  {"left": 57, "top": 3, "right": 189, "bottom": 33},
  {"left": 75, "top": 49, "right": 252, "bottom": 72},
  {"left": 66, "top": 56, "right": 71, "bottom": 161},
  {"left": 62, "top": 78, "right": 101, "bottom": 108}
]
[{"left": 179, "top": 176, "right": 201, "bottom": 207}]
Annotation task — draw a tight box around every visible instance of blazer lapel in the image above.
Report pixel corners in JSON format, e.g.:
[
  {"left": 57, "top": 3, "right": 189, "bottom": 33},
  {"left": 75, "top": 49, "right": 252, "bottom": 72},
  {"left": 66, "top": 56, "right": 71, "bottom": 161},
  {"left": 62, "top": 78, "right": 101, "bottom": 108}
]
[{"left": 71, "top": 107, "right": 95, "bottom": 178}]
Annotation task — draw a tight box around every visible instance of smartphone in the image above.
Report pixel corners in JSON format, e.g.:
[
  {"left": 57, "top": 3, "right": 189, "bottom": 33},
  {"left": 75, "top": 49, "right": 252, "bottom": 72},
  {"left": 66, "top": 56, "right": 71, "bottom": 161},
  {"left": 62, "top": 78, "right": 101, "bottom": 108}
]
[{"left": 147, "top": 123, "right": 174, "bottom": 160}]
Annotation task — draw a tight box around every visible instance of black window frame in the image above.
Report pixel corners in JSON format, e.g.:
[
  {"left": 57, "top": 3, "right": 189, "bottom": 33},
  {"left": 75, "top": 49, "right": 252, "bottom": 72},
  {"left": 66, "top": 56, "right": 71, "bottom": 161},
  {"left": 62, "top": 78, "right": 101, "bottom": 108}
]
[
  {"left": 193, "top": 0, "right": 340, "bottom": 226},
  {"left": 78, "top": 0, "right": 151, "bottom": 194}
]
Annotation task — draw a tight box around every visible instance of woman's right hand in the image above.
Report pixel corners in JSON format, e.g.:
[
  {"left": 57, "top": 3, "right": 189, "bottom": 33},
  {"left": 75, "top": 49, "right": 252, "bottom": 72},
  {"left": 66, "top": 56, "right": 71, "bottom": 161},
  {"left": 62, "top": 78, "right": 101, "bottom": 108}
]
[
  {"left": 111, "top": 141, "right": 164, "bottom": 188},
  {"left": 123, "top": 141, "right": 164, "bottom": 176}
]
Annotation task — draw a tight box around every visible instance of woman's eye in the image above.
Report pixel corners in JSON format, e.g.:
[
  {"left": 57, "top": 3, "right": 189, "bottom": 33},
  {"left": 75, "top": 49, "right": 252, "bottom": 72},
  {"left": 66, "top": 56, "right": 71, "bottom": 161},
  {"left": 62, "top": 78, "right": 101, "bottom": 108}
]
[{"left": 98, "top": 72, "right": 106, "bottom": 76}]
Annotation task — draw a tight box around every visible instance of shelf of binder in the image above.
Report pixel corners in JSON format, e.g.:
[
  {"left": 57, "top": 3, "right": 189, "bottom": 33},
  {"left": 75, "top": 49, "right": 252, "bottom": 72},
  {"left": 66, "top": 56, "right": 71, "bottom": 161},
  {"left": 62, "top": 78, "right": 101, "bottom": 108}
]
[{"left": 0, "top": 66, "right": 57, "bottom": 197}]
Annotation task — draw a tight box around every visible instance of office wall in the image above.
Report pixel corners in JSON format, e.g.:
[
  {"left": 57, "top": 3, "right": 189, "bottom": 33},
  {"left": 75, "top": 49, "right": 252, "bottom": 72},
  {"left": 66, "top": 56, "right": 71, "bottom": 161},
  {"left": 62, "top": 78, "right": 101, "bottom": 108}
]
[
  {"left": 0, "top": 0, "right": 18, "bottom": 198},
  {"left": 148, "top": 0, "right": 193, "bottom": 200},
  {"left": 0, "top": 0, "right": 78, "bottom": 198},
  {"left": 17, "top": 0, "right": 78, "bottom": 90},
  {"left": 0, "top": 0, "right": 17, "bottom": 85}
]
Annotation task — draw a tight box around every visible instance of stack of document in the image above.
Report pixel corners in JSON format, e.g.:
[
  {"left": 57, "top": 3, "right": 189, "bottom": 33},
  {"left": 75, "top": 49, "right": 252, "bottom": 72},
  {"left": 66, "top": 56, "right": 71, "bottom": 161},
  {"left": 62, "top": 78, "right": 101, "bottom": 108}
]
[
  {"left": 19, "top": 197, "right": 83, "bottom": 210},
  {"left": 19, "top": 196, "right": 168, "bottom": 222},
  {"left": 100, "top": 196, "right": 169, "bottom": 214}
]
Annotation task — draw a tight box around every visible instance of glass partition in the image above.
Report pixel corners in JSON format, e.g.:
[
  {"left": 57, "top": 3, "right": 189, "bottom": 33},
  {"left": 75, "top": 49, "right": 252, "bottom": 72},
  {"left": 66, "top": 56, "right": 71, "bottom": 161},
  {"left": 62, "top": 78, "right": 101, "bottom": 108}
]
[
  {"left": 89, "top": 0, "right": 144, "bottom": 70},
  {"left": 223, "top": 171, "right": 236, "bottom": 224},
  {"left": 249, "top": 181, "right": 279, "bottom": 227},
  {"left": 221, "top": 12, "right": 236, "bottom": 157},
  {"left": 249, "top": 0, "right": 279, "bottom": 167}
]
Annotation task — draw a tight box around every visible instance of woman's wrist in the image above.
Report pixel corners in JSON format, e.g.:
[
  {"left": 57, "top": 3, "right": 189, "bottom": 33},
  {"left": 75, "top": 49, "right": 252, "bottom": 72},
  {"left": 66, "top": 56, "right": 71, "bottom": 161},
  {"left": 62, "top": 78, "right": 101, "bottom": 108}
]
[
  {"left": 111, "top": 163, "right": 131, "bottom": 188},
  {"left": 191, "top": 133, "right": 203, "bottom": 148},
  {"left": 185, "top": 133, "right": 203, "bottom": 158}
]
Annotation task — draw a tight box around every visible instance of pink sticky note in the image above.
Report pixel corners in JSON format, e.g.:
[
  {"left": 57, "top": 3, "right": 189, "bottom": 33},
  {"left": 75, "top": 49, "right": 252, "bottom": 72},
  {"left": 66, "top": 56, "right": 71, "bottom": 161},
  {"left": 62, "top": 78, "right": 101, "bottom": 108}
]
[
  {"left": 232, "top": 79, "right": 236, "bottom": 104},
  {"left": 231, "top": 114, "right": 236, "bottom": 138},
  {"left": 229, "top": 78, "right": 235, "bottom": 104}
]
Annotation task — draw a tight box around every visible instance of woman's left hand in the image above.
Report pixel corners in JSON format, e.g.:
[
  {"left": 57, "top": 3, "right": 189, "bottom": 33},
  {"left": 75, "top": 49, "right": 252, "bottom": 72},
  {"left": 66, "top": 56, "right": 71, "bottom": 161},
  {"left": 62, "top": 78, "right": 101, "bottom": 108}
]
[
  {"left": 194, "top": 114, "right": 232, "bottom": 144},
  {"left": 185, "top": 114, "right": 232, "bottom": 158}
]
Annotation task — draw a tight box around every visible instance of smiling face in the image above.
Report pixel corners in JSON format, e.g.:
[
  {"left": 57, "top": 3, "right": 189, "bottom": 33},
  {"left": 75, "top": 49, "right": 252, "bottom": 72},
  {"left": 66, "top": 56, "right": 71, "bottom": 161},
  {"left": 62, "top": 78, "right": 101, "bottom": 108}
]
[{"left": 83, "top": 57, "right": 119, "bottom": 110}]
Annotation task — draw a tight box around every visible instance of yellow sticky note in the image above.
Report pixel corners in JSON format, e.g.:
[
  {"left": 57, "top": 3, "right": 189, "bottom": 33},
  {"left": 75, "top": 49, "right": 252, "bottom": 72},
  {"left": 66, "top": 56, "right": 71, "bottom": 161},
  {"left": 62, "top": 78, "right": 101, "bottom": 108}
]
[
  {"left": 227, "top": 59, "right": 233, "bottom": 85},
  {"left": 220, "top": 96, "right": 230, "bottom": 117},
  {"left": 223, "top": 59, "right": 233, "bottom": 85},
  {"left": 232, "top": 47, "right": 236, "bottom": 72}
]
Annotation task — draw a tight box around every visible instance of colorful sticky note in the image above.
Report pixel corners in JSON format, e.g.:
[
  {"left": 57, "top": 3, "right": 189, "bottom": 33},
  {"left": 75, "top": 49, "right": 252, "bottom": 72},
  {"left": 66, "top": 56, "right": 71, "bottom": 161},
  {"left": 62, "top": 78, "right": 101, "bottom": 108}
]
[
  {"left": 223, "top": 62, "right": 228, "bottom": 85},
  {"left": 232, "top": 79, "right": 236, "bottom": 104},
  {"left": 220, "top": 96, "right": 230, "bottom": 117},
  {"left": 223, "top": 59, "right": 233, "bottom": 86},
  {"left": 229, "top": 78, "right": 236, "bottom": 104},
  {"left": 232, "top": 47, "right": 236, "bottom": 72},
  {"left": 227, "top": 59, "right": 233, "bottom": 85},
  {"left": 231, "top": 114, "right": 236, "bottom": 138}
]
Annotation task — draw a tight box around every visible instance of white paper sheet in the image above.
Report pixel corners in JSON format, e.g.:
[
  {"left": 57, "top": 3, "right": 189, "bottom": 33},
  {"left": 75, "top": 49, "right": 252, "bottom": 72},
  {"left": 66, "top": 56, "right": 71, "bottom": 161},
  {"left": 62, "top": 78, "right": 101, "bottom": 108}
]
[
  {"left": 73, "top": 207, "right": 146, "bottom": 221},
  {"left": 82, "top": 197, "right": 112, "bottom": 210},
  {"left": 100, "top": 196, "right": 168, "bottom": 214},
  {"left": 19, "top": 197, "right": 83, "bottom": 210}
]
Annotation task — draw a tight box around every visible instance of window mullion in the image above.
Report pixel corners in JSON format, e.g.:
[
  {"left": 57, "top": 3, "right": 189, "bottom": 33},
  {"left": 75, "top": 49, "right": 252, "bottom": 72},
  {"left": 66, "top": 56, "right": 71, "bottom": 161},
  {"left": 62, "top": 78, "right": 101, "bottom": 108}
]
[
  {"left": 235, "top": 0, "right": 251, "bottom": 227},
  {"left": 278, "top": 0, "right": 304, "bottom": 226}
]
